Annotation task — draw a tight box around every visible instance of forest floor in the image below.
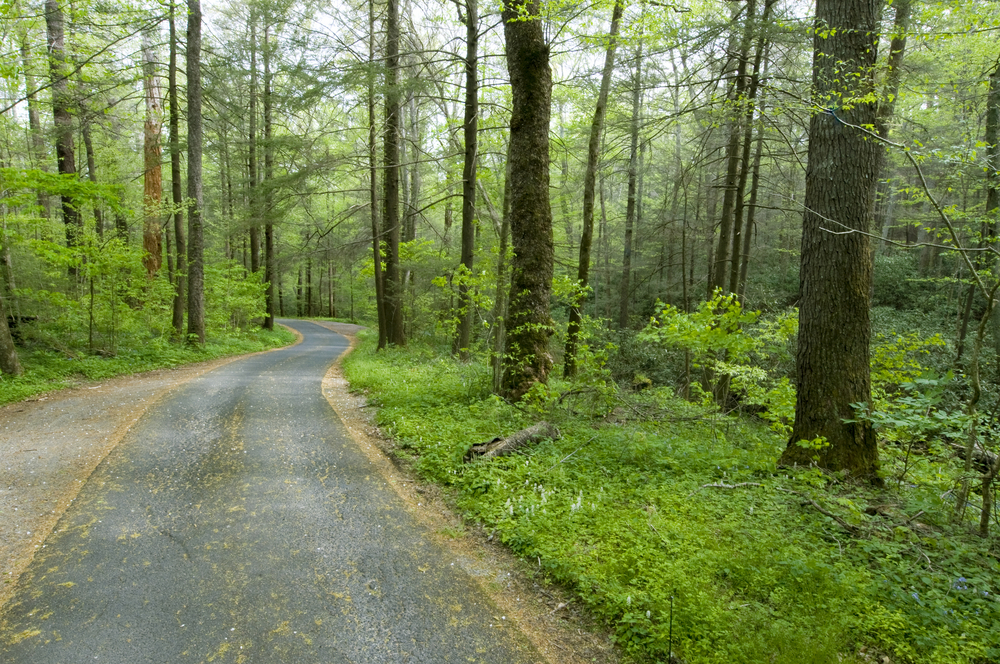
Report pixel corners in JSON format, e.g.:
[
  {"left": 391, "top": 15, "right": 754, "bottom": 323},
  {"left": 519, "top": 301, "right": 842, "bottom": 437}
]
[{"left": 0, "top": 321, "right": 618, "bottom": 664}]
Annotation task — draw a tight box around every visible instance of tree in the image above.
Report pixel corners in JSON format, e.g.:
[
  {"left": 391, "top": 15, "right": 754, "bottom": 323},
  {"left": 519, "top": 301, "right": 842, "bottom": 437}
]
[
  {"left": 142, "top": 25, "right": 164, "bottom": 278},
  {"left": 187, "top": 0, "right": 206, "bottom": 344},
  {"left": 44, "top": 0, "right": 81, "bottom": 270},
  {"left": 778, "top": 0, "right": 882, "bottom": 479},
  {"left": 454, "top": 0, "right": 479, "bottom": 361},
  {"left": 500, "top": 0, "right": 554, "bottom": 400},
  {"left": 383, "top": 0, "right": 406, "bottom": 346},
  {"left": 564, "top": 0, "right": 624, "bottom": 377},
  {"left": 169, "top": 0, "right": 186, "bottom": 337}
]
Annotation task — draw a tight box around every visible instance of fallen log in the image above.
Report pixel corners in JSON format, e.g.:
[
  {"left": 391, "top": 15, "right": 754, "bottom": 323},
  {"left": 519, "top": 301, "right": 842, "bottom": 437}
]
[{"left": 465, "top": 421, "right": 559, "bottom": 462}]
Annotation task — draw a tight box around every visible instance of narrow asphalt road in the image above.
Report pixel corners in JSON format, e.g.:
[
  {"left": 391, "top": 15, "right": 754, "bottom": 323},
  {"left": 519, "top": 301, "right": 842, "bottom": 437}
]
[{"left": 0, "top": 320, "right": 542, "bottom": 663}]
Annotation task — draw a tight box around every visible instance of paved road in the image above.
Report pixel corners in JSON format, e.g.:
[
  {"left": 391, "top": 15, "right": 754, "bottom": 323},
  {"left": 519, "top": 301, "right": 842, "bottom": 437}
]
[{"left": 0, "top": 320, "right": 541, "bottom": 663}]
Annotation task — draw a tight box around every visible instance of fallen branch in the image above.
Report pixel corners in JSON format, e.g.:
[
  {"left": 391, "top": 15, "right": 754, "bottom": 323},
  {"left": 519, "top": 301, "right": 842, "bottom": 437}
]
[
  {"left": 543, "top": 435, "right": 599, "bottom": 473},
  {"left": 687, "top": 481, "right": 762, "bottom": 497},
  {"left": 776, "top": 487, "right": 859, "bottom": 535},
  {"left": 464, "top": 421, "right": 560, "bottom": 462}
]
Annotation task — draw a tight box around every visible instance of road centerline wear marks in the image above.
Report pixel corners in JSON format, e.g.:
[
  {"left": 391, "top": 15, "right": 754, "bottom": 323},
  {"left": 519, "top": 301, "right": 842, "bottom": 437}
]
[{"left": 0, "top": 320, "right": 541, "bottom": 663}]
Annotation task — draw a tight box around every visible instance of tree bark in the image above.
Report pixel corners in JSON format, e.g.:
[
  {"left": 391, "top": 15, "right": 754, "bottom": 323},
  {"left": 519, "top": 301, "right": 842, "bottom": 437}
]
[
  {"left": 169, "top": 1, "right": 186, "bottom": 338},
  {"left": 19, "top": 24, "right": 52, "bottom": 220},
  {"left": 0, "top": 294, "right": 22, "bottom": 376},
  {"left": 142, "top": 27, "right": 164, "bottom": 278},
  {"left": 465, "top": 421, "right": 559, "bottom": 461},
  {"left": 564, "top": 0, "right": 623, "bottom": 377},
  {"left": 186, "top": 0, "right": 206, "bottom": 344},
  {"left": 263, "top": 24, "right": 276, "bottom": 331},
  {"left": 780, "top": 0, "right": 882, "bottom": 480},
  {"left": 383, "top": 0, "right": 406, "bottom": 346},
  {"left": 619, "top": 36, "right": 643, "bottom": 329},
  {"left": 500, "top": 0, "right": 554, "bottom": 400},
  {"left": 368, "top": 0, "right": 387, "bottom": 349},
  {"left": 45, "top": 0, "right": 82, "bottom": 271},
  {"left": 455, "top": 0, "right": 479, "bottom": 361},
  {"left": 248, "top": 18, "right": 261, "bottom": 276}
]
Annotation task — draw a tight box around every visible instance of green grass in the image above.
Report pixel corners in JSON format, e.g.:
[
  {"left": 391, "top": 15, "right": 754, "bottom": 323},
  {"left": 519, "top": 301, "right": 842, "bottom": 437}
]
[
  {"left": 343, "top": 331, "right": 1000, "bottom": 664},
  {"left": 0, "top": 326, "right": 297, "bottom": 406}
]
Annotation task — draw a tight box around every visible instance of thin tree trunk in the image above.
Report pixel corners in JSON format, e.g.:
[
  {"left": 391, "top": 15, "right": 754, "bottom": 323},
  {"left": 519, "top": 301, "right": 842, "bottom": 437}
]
[
  {"left": 619, "top": 35, "right": 643, "bottom": 329},
  {"left": 169, "top": 1, "right": 185, "bottom": 337},
  {"left": 186, "top": 0, "right": 206, "bottom": 344},
  {"left": 455, "top": 0, "right": 479, "bottom": 360},
  {"left": 45, "top": 0, "right": 82, "bottom": 272},
  {"left": 263, "top": 23, "right": 276, "bottom": 331},
  {"left": 369, "top": 0, "right": 387, "bottom": 348},
  {"left": 729, "top": 0, "right": 772, "bottom": 295},
  {"left": 564, "top": 0, "right": 623, "bottom": 377},
  {"left": 19, "top": 26, "right": 52, "bottom": 220},
  {"left": 248, "top": 18, "right": 261, "bottom": 275},
  {"left": 142, "top": 27, "right": 164, "bottom": 278}
]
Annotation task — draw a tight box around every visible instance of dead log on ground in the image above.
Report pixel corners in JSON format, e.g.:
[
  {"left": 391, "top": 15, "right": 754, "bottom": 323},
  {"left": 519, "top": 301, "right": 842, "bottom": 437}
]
[{"left": 465, "top": 421, "right": 559, "bottom": 461}]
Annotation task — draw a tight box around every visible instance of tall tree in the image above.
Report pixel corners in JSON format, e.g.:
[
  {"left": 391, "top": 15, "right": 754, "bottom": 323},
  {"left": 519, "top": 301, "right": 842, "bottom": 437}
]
[
  {"left": 187, "top": 0, "right": 206, "bottom": 344},
  {"left": 169, "top": 0, "right": 186, "bottom": 337},
  {"left": 44, "top": 0, "right": 81, "bottom": 269},
  {"left": 454, "top": 0, "right": 479, "bottom": 360},
  {"left": 500, "top": 0, "right": 554, "bottom": 400},
  {"left": 263, "top": 22, "right": 276, "bottom": 330},
  {"left": 383, "top": 0, "right": 406, "bottom": 345},
  {"left": 368, "top": 0, "right": 387, "bottom": 349},
  {"left": 142, "top": 26, "right": 164, "bottom": 278},
  {"left": 778, "top": 0, "right": 882, "bottom": 479},
  {"left": 619, "top": 30, "right": 644, "bottom": 329},
  {"left": 564, "top": 0, "right": 624, "bottom": 377}
]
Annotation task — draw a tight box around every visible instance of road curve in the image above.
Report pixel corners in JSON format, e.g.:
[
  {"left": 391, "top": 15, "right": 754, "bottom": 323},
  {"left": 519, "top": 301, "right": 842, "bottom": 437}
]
[{"left": 0, "top": 320, "right": 542, "bottom": 663}]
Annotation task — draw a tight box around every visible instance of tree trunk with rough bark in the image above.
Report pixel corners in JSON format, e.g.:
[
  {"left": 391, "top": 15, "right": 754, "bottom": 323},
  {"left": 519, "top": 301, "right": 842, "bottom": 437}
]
[
  {"left": 780, "top": 0, "right": 881, "bottom": 480},
  {"left": 455, "top": 0, "right": 479, "bottom": 361},
  {"left": 368, "top": 0, "right": 387, "bottom": 349},
  {"left": 383, "top": 0, "right": 406, "bottom": 346},
  {"left": 263, "top": 24, "right": 276, "bottom": 331},
  {"left": 45, "top": 0, "right": 81, "bottom": 271},
  {"left": 500, "top": 0, "right": 554, "bottom": 400},
  {"left": 142, "top": 28, "right": 164, "bottom": 278},
  {"left": 169, "top": 1, "right": 186, "bottom": 338},
  {"left": 186, "top": 0, "right": 206, "bottom": 344}
]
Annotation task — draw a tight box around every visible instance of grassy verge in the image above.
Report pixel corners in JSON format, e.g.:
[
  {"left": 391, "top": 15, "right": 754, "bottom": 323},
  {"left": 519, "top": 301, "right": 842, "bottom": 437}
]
[
  {"left": 343, "top": 331, "right": 1000, "bottom": 664},
  {"left": 0, "top": 326, "right": 297, "bottom": 406}
]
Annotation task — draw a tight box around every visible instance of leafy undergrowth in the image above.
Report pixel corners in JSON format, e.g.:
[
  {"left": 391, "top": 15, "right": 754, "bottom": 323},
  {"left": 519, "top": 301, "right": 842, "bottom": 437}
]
[
  {"left": 0, "top": 326, "right": 297, "bottom": 406},
  {"left": 343, "top": 331, "right": 1000, "bottom": 664}
]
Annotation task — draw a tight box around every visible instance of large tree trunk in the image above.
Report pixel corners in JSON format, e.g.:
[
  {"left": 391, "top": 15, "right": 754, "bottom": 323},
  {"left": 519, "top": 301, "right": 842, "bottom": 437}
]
[
  {"left": 500, "top": 0, "right": 554, "bottom": 400},
  {"left": 454, "top": 0, "right": 479, "bottom": 361},
  {"left": 169, "top": 1, "right": 186, "bottom": 338},
  {"left": 564, "top": 0, "right": 623, "bottom": 377},
  {"left": 383, "top": 0, "right": 406, "bottom": 346},
  {"left": 780, "top": 0, "right": 881, "bottom": 480},
  {"left": 186, "top": 0, "right": 206, "bottom": 344},
  {"left": 142, "top": 27, "right": 164, "bottom": 278},
  {"left": 45, "top": 0, "right": 81, "bottom": 272}
]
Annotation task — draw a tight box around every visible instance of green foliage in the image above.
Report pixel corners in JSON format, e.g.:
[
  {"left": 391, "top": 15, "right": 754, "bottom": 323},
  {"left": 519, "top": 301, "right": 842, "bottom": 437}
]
[
  {"left": 344, "top": 334, "right": 1000, "bottom": 663},
  {"left": 639, "top": 292, "right": 798, "bottom": 431}
]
